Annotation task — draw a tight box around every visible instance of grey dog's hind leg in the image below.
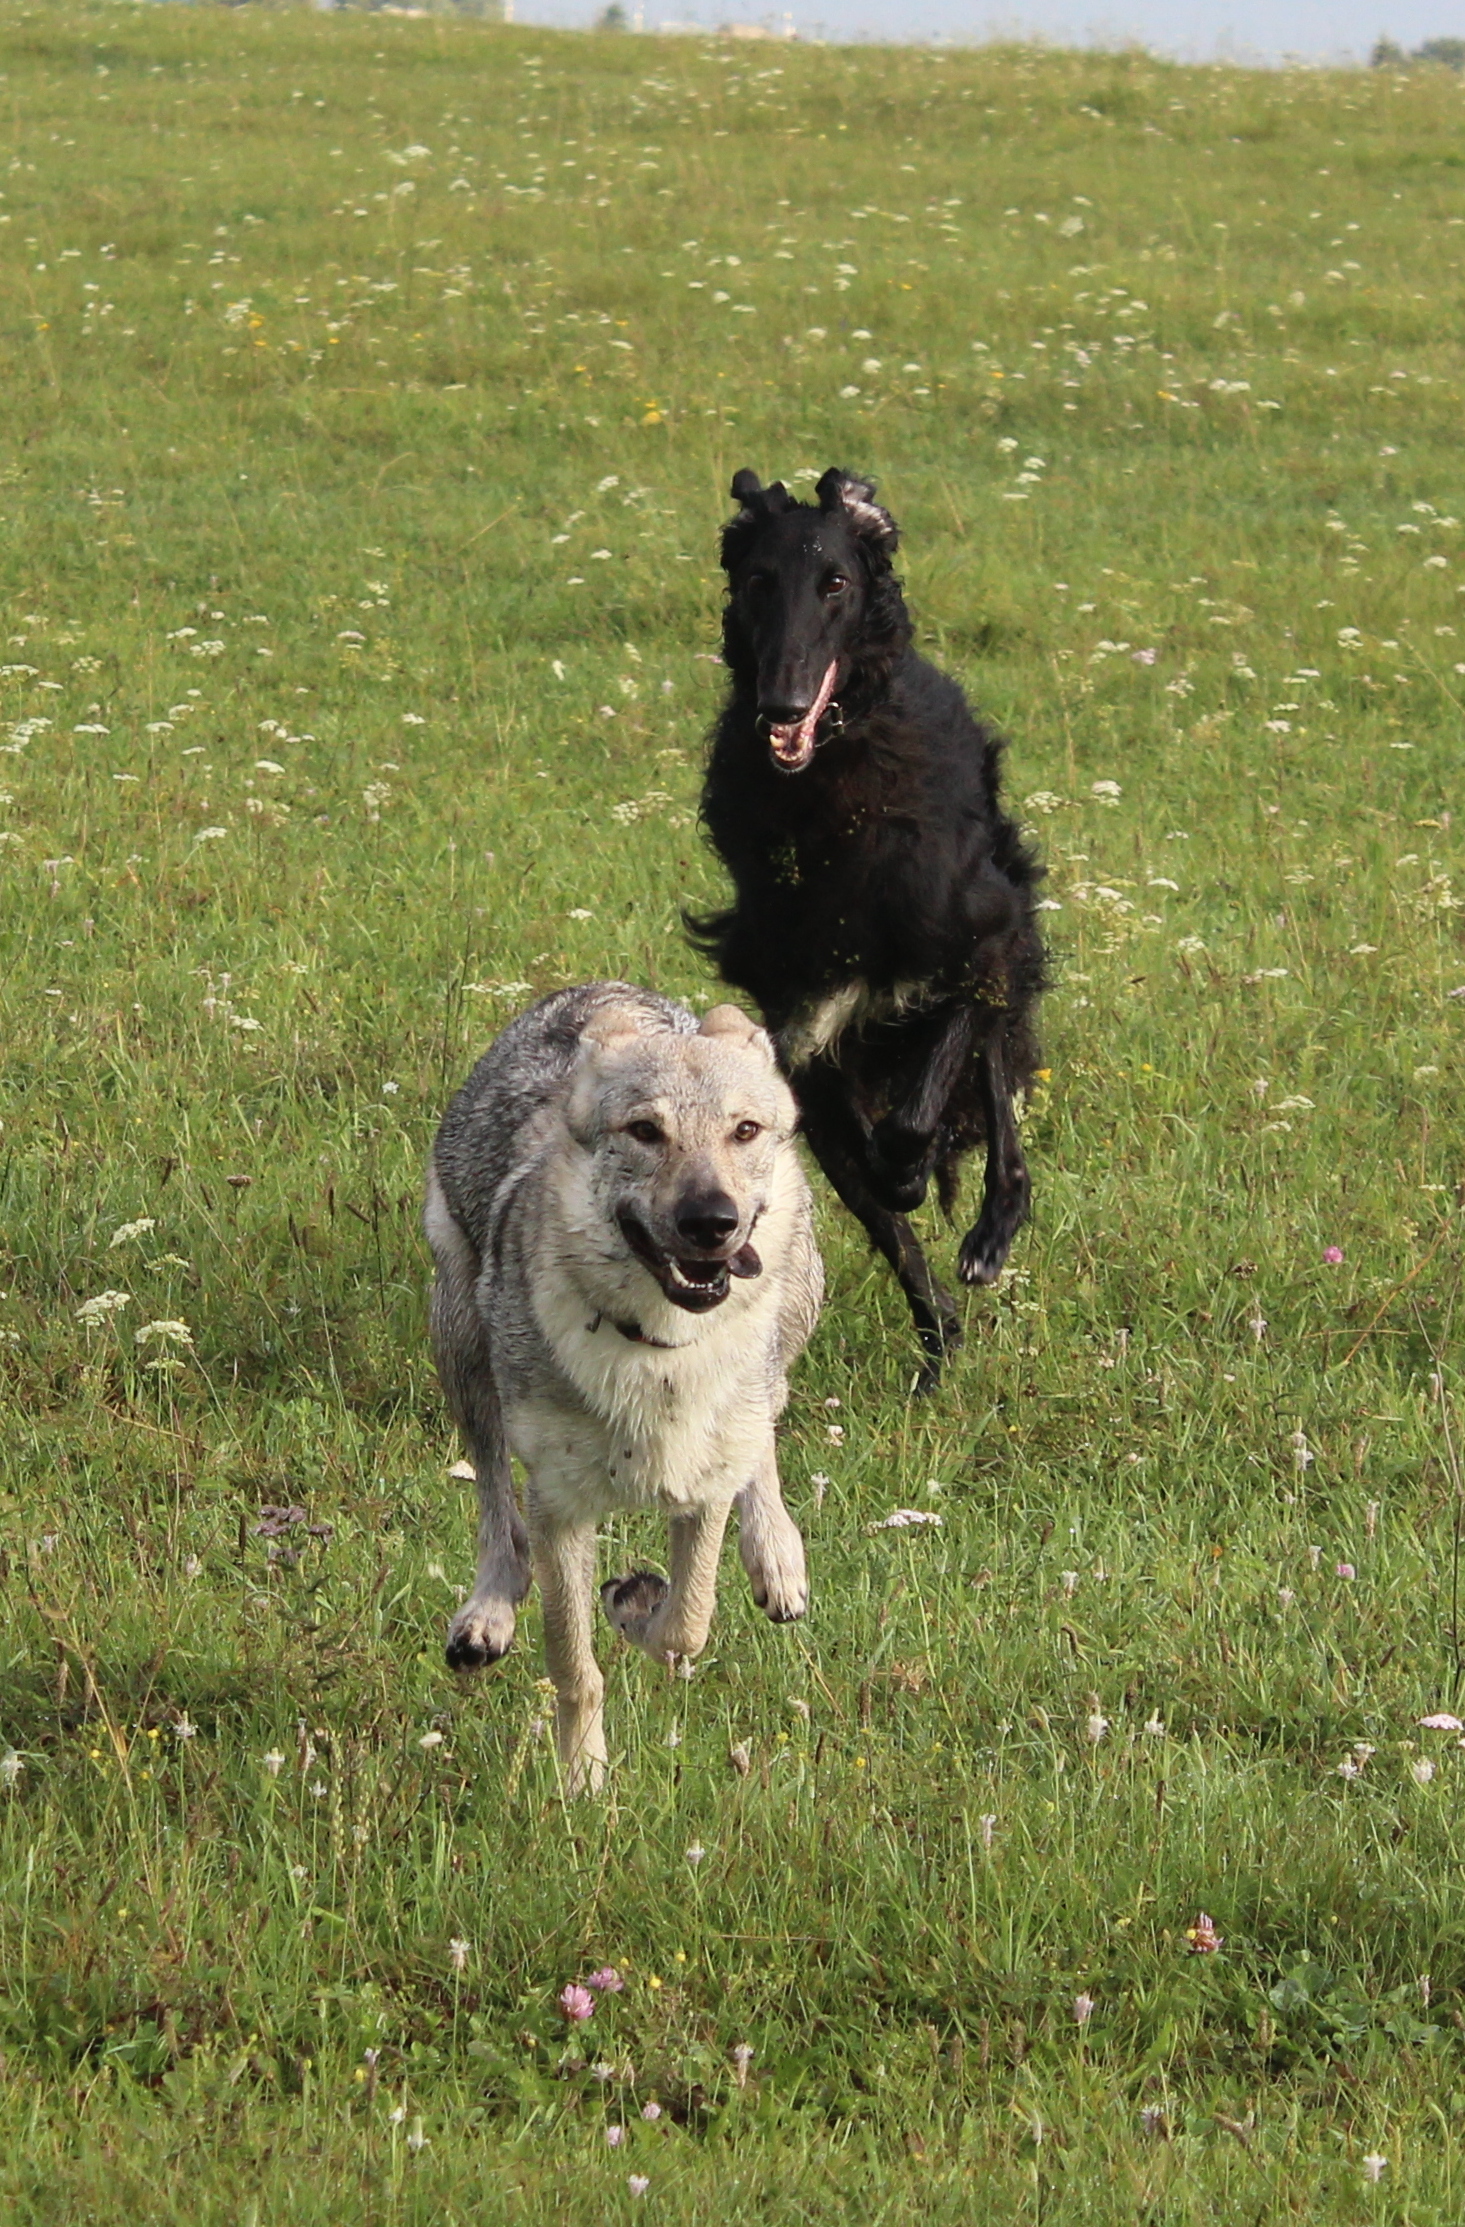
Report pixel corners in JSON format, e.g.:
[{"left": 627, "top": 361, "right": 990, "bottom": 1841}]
[
  {"left": 535, "top": 1514, "right": 607, "bottom": 1795},
  {"left": 425, "top": 1170, "right": 532, "bottom": 1667}
]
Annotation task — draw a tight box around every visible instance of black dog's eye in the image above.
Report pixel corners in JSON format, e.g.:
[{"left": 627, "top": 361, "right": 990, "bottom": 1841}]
[
  {"left": 732, "top": 1119, "right": 762, "bottom": 1143},
  {"left": 746, "top": 571, "right": 773, "bottom": 596},
  {"left": 625, "top": 1119, "right": 664, "bottom": 1146},
  {"left": 821, "top": 572, "right": 850, "bottom": 599}
]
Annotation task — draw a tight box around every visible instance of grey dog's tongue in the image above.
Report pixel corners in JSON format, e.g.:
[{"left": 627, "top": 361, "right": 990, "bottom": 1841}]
[{"left": 769, "top": 659, "right": 837, "bottom": 768}]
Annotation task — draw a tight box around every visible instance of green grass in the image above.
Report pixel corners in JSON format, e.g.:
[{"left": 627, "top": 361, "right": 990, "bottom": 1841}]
[{"left": 3, "top": 5, "right": 1465, "bottom": 2217}]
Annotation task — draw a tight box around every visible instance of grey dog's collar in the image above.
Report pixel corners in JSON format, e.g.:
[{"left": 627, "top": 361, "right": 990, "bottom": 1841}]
[{"left": 587, "top": 1311, "right": 675, "bottom": 1351}]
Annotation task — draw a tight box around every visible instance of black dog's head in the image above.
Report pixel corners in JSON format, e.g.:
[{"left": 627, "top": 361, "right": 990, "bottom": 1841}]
[{"left": 720, "top": 468, "right": 909, "bottom": 773}]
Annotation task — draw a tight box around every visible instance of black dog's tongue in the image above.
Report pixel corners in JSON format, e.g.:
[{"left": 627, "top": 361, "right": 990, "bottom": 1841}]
[
  {"left": 729, "top": 1244, "right": 762, "bottom": 1280},
  {"left": 767, "top": 659, "right": 838, "bottom": 773}
]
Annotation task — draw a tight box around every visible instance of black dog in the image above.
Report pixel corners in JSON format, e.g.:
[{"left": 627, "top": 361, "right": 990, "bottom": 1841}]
[{"left": 688, "top": 467, "right": 1045, "bottom": 1388}]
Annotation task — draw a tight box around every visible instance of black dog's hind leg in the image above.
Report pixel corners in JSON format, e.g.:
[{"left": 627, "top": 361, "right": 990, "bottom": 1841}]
[
  {"left": 957, "top": 1027, "right": 1031, "bottom": 1287},
  {"left": 866, "top": 1004, "right": 975, "bottom": 1213},
  {"left": 797, "top": 1063, "right": 961, "bottom": 1392}
]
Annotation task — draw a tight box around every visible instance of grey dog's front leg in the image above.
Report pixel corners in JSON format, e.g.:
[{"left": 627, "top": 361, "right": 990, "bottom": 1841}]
[
  {"left": 602, "top": 1498, "right": 734, "bottom": 1668},
  {"left": 736, "top": 1442, "right": 808, "bottom": 1624},
  {"left": 426, "top": 1170, "right": 532, "bottom": 1667}
]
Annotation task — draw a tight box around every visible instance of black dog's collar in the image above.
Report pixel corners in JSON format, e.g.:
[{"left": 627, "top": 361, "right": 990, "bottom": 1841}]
[{"left": 587, "top": 1311, "right": 675, "bottom": 1350}]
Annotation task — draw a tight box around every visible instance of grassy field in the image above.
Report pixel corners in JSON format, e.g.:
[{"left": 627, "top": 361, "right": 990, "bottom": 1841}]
[{"left": 3, "top": 4, "right": 1465, "bottom": 2217}]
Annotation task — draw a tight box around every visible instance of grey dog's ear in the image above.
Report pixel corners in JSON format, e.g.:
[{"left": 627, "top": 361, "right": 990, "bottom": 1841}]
[
  {"left": 815, "top": 467, "right": 899, "bottom": 554},
  {"left": 699, "top": 1004, "right": 775, "bottom": 1060},
  {"left": 568, "top": 1006, "right": 649, "bottom": 1143},
  {"left": 579, "top": 1002, "right": 649, "bottom": 1056}
]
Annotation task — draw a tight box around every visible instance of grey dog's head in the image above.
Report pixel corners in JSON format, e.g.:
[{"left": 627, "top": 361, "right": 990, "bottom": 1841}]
[{"left": 566, "top": 1004, "right": 798, "bottom": 1314}]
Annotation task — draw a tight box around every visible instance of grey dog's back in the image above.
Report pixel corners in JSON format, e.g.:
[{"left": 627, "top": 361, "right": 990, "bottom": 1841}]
[{"left": 433, "top": 983, "right": 696, "bottom": 1249}]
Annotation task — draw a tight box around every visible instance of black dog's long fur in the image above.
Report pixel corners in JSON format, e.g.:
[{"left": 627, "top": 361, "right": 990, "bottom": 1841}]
[{"left": 688, "top": 467, "right": 1046, "bottom": 1387}]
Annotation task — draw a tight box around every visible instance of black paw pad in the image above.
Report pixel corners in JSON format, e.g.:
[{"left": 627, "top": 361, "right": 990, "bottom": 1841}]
[{"left": 446, "top": 1633, "right": 505, "bottom": 1671}]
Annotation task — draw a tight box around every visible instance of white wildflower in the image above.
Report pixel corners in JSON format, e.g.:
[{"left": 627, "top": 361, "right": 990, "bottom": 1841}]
[
  {"left": 134, "top": 1319, "right": 193, "bottom": 1349},
  {"left": 109, "top": 1219, "right": 157, "bottom": 1248}
]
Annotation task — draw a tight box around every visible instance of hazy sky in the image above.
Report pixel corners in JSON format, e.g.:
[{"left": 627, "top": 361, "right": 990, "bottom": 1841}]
[{"left": 512, "top": 0, "right": 1464, "bottom": 67}]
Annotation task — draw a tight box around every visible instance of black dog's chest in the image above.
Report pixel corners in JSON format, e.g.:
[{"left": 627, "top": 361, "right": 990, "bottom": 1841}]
[
  {"left": 766, "top": 803, "right": 919, "bottom": 983},
  {"left": 772, "top": 799, "right": 880, "bottom": 889}
]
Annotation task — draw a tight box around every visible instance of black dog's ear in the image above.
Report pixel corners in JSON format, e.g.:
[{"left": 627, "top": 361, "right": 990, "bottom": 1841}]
[
  {"left": 723, "top": 472, "right": 793, "bottom": 573},
  {"left": 815, "top": 468, "right": 899, "bottom": 555},
  {"left": 729, "top": 469, "right": 792, "bottom": 517}
]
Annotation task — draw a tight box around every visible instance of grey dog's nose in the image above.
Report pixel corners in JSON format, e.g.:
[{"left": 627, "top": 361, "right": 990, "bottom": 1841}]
[{"left": 675, "top": 1193, "right": 739, "bottom": 1251}]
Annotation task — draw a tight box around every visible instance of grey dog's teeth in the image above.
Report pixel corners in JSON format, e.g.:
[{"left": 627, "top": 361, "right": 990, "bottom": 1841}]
[{"left": 667, "top": 1257, "right": 721, "bottom": 1289}]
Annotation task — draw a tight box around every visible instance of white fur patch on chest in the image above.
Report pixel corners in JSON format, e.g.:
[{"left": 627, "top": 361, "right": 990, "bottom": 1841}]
[
  {"left": 515, "top": 1260, "right": 776, "bottom": 1517},
  {"left": 778, "top": 977, "right": 929, "bottom": 1068}
]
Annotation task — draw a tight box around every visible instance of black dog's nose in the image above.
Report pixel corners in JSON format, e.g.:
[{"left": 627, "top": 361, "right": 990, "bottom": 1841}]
[
  {"left": 675, "top": 1193, "right": 740, "bottom": 1251},
  {"left": 758, "top": 700, "right": 811, "bottom": 729}
]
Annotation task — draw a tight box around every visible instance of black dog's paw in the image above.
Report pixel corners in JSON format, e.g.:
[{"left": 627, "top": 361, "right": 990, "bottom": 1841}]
[
  {"left": 871, "top": 1166, "right": 931, "bottom": 1214},
  {"left": 601, "top": 1568, "right": 668, "bottom": 1643},
  {"left": 957, "top": 1220, "right": 1010, "bottom": 1287},
  {"left": 866, "top": 1123, "right": 933, "bottom": 1213}
]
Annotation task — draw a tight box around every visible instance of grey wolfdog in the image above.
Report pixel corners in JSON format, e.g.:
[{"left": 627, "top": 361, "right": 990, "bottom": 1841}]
[{"left": 425, "top": 982, "right": 823, "bottom": 1792}]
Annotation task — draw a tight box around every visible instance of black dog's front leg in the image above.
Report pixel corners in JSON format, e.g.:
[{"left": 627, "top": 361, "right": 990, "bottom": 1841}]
[
  {"left": 957, "top": 1028, "right": 1031, "bottom": 1286},
  {"left": 866, "top": 1004, "right": 974, "bottom": 1213},
  {"left": 795, "top": 1061, "right": 961, "bottom": 1391}
]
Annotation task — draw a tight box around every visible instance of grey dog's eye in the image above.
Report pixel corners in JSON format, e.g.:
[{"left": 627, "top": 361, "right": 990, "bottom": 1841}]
[
  {"left": 732, "top": 1120, "right": 762, "bottom": 1143},
  {"left": 626, "top": 1119, "right": 664, "bottom": 1146}
]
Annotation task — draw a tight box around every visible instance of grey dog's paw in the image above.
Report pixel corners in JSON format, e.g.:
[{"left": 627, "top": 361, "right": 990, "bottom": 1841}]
[
  {"left": 446, "top": 1597, "right": 517, "bottom": 1670},
  {"left": 601, "top": 1568, "right": 668, "bottom": 1644},
  {"left": 742, "top": 1525, "right": 808, "bottom": 1625}
]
